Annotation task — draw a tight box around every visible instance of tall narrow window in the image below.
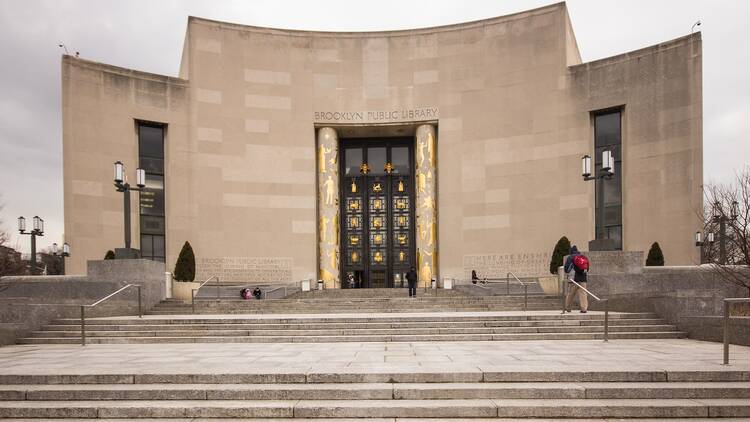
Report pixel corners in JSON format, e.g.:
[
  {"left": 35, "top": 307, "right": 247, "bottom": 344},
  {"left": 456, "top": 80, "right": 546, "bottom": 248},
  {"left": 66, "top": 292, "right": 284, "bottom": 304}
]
[
  {"left": 594, "top": 111, "right": 623, "bottom": 250},
  {"left": 138, "top": 123, "right": 166, "bottom": 262}
]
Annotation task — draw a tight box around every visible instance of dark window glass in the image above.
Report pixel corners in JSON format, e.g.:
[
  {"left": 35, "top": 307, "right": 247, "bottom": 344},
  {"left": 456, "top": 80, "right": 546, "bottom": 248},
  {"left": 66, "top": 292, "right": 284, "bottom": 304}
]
[
  {"left": 367, "top": 147, "right": 387, "bottom": 175},
  {"left": 139, "top": 174, "right": 164, "bottom": 216},
  {"left": 139, "top": 125, "right": 164, "bottom": 158},
  {"left": 140, "top": 234, "right": 153, "bottom": 257},
  {"left": 593, "top": 110, "right": 622, "bottom": 249},
  {"left": 141, "top": 216, "right": 165, "bottom": 235},
  {"left": 345, "top": 148, "right": 362, "bottom": 175},
  {"left": 391, "top": 147, "right": 409, "bottom": 174},
  {"left": 138, "top": 122, "right": 166, "bottom": 263}
]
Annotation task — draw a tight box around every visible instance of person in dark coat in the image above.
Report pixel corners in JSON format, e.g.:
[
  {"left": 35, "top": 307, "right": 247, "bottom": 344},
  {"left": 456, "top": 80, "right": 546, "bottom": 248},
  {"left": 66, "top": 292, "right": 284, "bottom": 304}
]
[
  {"left": 563, "top": 245, "right": 588, "bottom": 313},
  {"left": 471, "top": 270, "right": 479, "bottom": 285},
  {"left": 406, "top": 267, "right": 418, "bottom": 298},
  {"left": 252, "top": 287, "right": 262, "bottom": 300}
]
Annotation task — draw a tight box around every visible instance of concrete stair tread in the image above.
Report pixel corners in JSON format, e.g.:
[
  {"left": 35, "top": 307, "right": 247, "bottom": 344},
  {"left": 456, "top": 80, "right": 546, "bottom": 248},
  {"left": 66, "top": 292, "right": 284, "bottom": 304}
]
[{"left": 1, "top": 398, "right": 748, "bottom": 418}]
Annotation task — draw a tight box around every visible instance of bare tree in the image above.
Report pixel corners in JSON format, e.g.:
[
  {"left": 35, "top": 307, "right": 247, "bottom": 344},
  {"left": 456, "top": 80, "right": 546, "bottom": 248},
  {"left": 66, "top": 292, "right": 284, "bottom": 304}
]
[
  {"left": 0, "top": 196, "right": 26, "bottom": 277},
  {"left": 700, "top": 167, "right": 750, "bottom": 297}
]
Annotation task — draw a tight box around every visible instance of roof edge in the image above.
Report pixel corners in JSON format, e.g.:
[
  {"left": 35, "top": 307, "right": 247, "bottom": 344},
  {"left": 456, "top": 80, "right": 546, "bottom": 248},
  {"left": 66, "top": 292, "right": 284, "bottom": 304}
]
[
  {"left": 62, "top": 55, "right": 188, "bottom": 84},
  {"left": 186, "top": 2, "right": 567, "bottom": 37},
  {"left": 570, "top": 32, "right": 701, "bottom": 70}
]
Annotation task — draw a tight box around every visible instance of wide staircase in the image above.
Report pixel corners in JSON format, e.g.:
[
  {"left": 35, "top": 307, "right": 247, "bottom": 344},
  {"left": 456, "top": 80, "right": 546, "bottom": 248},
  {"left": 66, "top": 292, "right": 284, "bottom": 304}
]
[
  {"left": 18, "top": 311, "right": 684, "bottom": 344},
  {"left": 0, "top": 369, "right": 748, "bottom": 419}
]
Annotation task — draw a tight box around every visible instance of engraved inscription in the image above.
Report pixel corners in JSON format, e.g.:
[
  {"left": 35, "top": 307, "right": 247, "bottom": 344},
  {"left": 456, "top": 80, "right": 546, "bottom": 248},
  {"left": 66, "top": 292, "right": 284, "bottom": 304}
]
[
  {"left": 463, "top": 252, "right": 548, "bottom": 279},
  {"left": 196, "top": 257, "right": 293, "bottom": 283}
]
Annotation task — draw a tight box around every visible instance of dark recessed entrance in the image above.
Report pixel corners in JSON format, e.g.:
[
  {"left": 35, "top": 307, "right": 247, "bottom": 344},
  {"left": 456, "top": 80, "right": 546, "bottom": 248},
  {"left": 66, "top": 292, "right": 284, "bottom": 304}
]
[{"left": 339, "top": 138, "right": 416, "bottom": 288}]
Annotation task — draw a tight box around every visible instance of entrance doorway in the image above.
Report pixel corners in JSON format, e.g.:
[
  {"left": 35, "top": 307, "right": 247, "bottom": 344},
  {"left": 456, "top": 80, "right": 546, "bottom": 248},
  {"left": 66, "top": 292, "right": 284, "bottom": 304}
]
[{"left": 339, "top": 138, "right": 416, "bottom": 288}]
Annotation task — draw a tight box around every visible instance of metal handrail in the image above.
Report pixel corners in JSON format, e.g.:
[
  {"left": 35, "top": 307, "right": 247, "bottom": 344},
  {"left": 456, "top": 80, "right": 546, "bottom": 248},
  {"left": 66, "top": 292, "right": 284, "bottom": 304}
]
[
  {"left": 81, "top": 283, "right": 142, "bottom": 346},
  {"left": 506, "top": 272, "right": 528, "bottom": 311},
  {"left": 265, "top": 286, "right": 287, "bottom": 300},
  {"left": 723, "top": 297, "right": 750, "bottom": 365},
  {"left": 191, "top": 275, "right": 219, "bottom": 313},
  {"left": 564, "top": 278, "right": 610, "bottom": 342}
]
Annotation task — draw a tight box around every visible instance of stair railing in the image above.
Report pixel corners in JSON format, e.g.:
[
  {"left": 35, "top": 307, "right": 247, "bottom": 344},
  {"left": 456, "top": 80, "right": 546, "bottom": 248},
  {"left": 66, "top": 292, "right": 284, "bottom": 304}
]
[
  {"left": 723, "top": 297, "right": 750, "bottom": 365},
  {"left": 265, "top": 286, "right": 287, "bottom": 300},
  {"left": 81, "top": 284, "right": 142, "bottom": 346},
  {"left": 506, "top": 272, "right": 528, "bottom": 311},
  {"left": 191, "top": 275, "right": 219, "bottom": 314},
  {"left": 563, "top": 278, "right": 609, "bottom": 342}
]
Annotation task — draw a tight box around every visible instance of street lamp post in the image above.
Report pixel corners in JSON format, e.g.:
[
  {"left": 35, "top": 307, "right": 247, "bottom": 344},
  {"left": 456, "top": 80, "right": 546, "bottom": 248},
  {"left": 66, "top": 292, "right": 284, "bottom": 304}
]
[
  {"left": 581, "top": 150, "right": 616, "bottom": 251},
  {"left": 113, "top": 161, "right": 146, "bottom": 259},
  {"left": 696, "top": 201, "right": 738, "bottom": 265},
  {"left": 52, "top": 242, "right": 71, "bottom": 275},
  {"left": 18, "top": 216, "right": 44, "bottom": 274}
]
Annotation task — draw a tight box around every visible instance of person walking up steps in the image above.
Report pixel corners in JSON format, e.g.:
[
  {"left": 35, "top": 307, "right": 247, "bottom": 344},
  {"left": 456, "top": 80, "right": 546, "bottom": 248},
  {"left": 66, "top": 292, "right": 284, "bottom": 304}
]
[
  {"left": 564, "top": 245, "right": 589, "bottom": 313},
  {"left": 406, "top": 267, "right": 418, "bottom": 298}
]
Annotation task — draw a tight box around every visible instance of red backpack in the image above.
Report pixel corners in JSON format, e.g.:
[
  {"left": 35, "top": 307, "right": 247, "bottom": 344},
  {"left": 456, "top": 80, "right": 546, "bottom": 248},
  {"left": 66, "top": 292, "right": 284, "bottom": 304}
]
[{"left": 572, "top": 254, "right": 589, "bottom": 272}]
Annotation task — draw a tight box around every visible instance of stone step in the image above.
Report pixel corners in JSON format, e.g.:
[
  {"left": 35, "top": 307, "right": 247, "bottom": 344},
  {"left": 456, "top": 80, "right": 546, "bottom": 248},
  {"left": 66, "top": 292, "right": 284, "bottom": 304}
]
[
  {"left": 27, "top": 325, "right": 679, "bottom": 338},
  {"left": 0, "top": 398, "right": 748, "bottom": 418},
  {"left": 39, "top": 318, "right": 668, "bottom": 331},
  {"left": 17, "top": 331, "right": 686, "bottom": 344},
  {"left": 2, "top": 370, "right": 748, "bottom": 384},
  {"left": 51, "top": 312, "right": 660, "bottom": 325},
  {"left": 0, "top": 382, "right": 748, "bottom": 401}
]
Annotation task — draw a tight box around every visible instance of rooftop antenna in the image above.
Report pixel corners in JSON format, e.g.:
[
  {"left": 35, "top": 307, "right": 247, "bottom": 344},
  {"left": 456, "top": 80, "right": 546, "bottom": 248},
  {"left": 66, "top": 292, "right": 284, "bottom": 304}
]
[
  {"left": 58, "top": 44, "right": 69, "bottom": 54},
  {"left": 691, "top": 20, "right": 701, "bottom": 33}
]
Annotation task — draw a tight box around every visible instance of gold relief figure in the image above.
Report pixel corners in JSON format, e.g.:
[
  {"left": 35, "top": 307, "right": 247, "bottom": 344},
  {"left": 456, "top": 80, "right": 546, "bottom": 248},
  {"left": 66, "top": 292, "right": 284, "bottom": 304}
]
[
  {"left": 351, "top": 251, "right": 359, "bottom": 263},
  {"left": 350, "top": 235, "right": 359, "bottom": 246},
  {"left": 318, "top": 144, "right": 331, "bottom": 174},
  {"left": 384, "top": 162, "right": 394, "bottom": 174},
  {"left": 427, "top": 170, "right": 432, "bottom": 180},
  {"left": 399, "top": 251, "right": 406, "bottom": 262},
  {"left": 373, "top": 199, "right": 382, "bottom": 210},
  {"left": 397, "top": 215, "right": 406, "bottom": 227},
  {"left": 398, "top": 234, "right": 407, "bottom": 245},
  {"left": 328, "top": 249, "right": 337, "bottom": 270},
  {"left": 420, "top": 261, "right": 431, "bottom": 283},
  {"left": 334, "top": 214, "right": 340, "bottom": 246},
  {"left": 373, "top": 217, "right": 382, "bottom": 228},
  {"left": 349, "top": 216, "right": 359, "bottom": 229},
  {"left": 351, "top": 180, "right": 357, "bottom": 193},
  {"left": 360, "top": 163, "right": 370, "bottom": 174},
  {"left": 320, "top": 268, "right": 334, "bottom": 283},
  {"left": 319, "top": 216, "right": 329, "bottom": 242},
  {"left": 417, "top": 140, "right": 425, "bottom": 168},
  {"left": 374, "top": 251, "right": 383, "bottom": 263},
  {"left": 421, "top": 195, "right": 434, "bottom": 212},
  {"left": 396, "top": 199, "right": 407, "bottom": 209},
  {"left": 348, "top": 199, "right": 359, "bottom": 211},
  {"left": 323, "top": 175, "right": 336, "bottom": 206},
  {"left": 417, "top": 173, "right": 426, "bottom": 193},
  {"left": 427, "top": 132, "right": 435, "bottom": 166},
  {"left": 398, "top": 180, "right": 404, "bottom": 192},
  {"left": 373, "top": 234, "right": 383, "bottom": 245},
  {"left": 373, "top": 183, "right": 382, "bottom": 193}
]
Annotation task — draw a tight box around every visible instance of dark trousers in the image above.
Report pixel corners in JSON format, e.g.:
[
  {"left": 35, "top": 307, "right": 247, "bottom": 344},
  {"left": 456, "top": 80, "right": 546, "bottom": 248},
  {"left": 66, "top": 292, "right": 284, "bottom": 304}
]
[{"left": 408, "top": 282, "right": 416, "bottom": 297}]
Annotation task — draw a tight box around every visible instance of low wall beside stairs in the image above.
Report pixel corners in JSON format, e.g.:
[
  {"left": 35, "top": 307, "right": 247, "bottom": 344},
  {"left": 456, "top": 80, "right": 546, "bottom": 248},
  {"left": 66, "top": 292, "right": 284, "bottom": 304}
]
[{"left": 0, "top": 259, "right": 165, "bottom": 345}]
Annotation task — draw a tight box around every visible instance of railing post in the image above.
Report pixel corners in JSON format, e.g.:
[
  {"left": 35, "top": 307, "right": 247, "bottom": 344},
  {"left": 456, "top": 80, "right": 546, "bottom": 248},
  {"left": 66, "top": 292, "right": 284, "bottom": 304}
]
[
  {"left": 80, "top": 305, "right": 86, "bottom": 346},
  {"left": 524, "top": 284, "right": 528, "bottom": 311},
  {"left": 603, "top": 299, "right": 609, "bottom": 343},
  {"left": 560, "top": 280, "right": 567, "bottom": 314},
  {"left": 192, "top": 289, "right": 197, "bottom": 314},
  {"left": 723, "top": 300, "right": 730, "bottom": 365},
  {"left": 506, "top": 274, "right": 510, "bottom": 295},
  {"left": 137, "top": 285, "right": 143, "bottom": 318},
  {"left": 216, "top": 277, "right": 220, "bottom": 300}
]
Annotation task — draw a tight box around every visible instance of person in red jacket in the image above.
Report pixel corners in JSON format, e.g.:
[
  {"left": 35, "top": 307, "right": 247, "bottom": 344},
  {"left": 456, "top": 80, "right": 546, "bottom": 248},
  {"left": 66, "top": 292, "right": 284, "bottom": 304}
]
[{"left": 563, "top": 245, "right": 589, "bottom": 313}]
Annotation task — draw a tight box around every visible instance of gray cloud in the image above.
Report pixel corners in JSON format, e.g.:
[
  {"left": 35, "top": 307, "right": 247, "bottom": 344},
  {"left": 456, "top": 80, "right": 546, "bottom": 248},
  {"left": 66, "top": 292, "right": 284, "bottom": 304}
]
[{"left": 0, "top": 0, "right": 748, "bottom": 253}]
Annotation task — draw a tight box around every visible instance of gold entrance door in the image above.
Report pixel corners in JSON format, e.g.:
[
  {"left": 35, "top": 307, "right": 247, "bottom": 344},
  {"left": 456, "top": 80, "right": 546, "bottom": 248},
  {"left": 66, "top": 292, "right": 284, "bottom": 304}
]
[{"left": 340, "top": 139, "right": 415, "bottom": 288}]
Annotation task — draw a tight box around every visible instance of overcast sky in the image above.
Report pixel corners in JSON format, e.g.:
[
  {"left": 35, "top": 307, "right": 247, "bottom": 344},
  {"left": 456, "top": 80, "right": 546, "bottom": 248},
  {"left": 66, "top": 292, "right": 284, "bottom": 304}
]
[{"left": 0, "top": 0, "right": 748, "bottom": 254}]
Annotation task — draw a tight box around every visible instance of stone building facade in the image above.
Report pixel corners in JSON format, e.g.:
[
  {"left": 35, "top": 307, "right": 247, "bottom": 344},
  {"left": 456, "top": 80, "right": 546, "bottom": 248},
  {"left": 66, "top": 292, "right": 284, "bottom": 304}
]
[{"left": 62, "top": 3, "right": 703, "bottom": 286}]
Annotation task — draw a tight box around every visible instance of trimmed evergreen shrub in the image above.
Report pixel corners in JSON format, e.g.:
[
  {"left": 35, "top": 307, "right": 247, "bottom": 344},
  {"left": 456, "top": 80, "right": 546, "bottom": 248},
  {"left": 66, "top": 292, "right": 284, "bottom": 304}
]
[
  {"left": 549, "top": 236, "right": 571, "bottom": 274},
  {"left": 174, "top": 241, "right": 196, "bottom": 282},
  {"left": 104, "top": 250, "right": 115, "bottom": 260},
  {"left": 646, "top": 242, "right": 665, "bottom": 266}
]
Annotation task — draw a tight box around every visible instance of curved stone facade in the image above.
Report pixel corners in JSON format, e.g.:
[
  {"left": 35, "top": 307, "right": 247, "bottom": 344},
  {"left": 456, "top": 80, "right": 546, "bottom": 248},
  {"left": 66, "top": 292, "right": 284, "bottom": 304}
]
[{"left": 61, "top": 3, "right": 702, "bottom": 282}]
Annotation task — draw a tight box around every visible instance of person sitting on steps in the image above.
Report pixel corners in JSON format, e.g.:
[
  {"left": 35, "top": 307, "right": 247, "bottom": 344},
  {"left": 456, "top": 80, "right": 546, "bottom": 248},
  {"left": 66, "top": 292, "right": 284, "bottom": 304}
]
[
  {"left": 252, "top": 287, "right": 262, "bottom": 300},
  {"left": 563, "top": 245, "right": 589, "bottom": 313}
]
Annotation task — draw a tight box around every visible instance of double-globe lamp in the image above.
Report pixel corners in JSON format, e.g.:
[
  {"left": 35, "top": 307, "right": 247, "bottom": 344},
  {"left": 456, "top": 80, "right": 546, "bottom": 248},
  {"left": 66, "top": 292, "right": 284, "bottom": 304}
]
[
  {"left": 580, "top": 149, "right": 615, "bottom": 251},
  {"left": 113, "top": 161, "right": 146, "bottom": 257}
]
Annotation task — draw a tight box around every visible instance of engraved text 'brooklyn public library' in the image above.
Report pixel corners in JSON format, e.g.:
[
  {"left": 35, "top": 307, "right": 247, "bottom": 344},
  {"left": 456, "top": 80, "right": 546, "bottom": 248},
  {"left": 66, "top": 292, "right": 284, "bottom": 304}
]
[{"left": 314, "top": 107, "right": 439, "bottom": 124}]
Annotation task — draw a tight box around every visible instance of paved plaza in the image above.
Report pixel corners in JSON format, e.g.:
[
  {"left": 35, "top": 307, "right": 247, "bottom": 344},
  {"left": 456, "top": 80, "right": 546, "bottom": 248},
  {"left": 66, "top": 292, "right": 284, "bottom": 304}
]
[{"left": 1, "top": 337, "right": 748, "bottom": 376}]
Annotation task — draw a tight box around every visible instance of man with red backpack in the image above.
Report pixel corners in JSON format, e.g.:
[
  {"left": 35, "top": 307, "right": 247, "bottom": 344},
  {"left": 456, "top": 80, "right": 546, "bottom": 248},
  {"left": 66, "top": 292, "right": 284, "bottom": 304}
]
[{"left": 563, "top": 245, "right": 589, "bottom": 313}]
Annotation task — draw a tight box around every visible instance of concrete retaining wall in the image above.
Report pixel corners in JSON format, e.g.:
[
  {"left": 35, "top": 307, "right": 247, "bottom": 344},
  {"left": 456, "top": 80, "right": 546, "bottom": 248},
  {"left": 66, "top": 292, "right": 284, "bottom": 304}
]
[{"left": 0, "top": 259, "right": 165, "bottom": 345}]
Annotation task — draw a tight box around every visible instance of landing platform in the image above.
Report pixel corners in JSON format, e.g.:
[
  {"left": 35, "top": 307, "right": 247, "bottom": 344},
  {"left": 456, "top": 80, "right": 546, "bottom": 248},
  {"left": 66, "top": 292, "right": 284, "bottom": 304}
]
[{"left": 1, "top": 338, "right": 748, "bottom": 376}]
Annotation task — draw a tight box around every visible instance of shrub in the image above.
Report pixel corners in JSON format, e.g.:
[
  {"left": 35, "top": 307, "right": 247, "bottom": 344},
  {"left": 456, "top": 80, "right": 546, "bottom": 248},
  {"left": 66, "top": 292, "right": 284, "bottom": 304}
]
[
  {"left": 173, "top": 241, "right": 196, "bottom": 282},
  {"left": 104, "top": 250, "right": 115, "bottom": 260},
  {"left": 646, "top": 242, "right": 665, "bottom": 266},
  {"left": 549, "top": 236, "right": 571, "bottom": 274}
]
